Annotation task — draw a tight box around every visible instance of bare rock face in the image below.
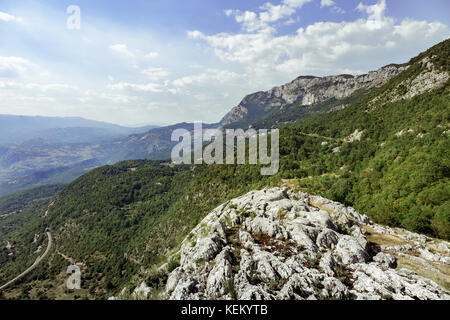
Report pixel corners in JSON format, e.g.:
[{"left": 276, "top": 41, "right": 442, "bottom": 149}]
[
  {"left": 368, "top": 57, "right": 449, "bottom": 110},
  {"left": 132, "top": 282, "right": 152, "bottom": 299},
  {"left": 344, "top": 129, "right": 365, "bottom": 143},
  {"left": 166, "top": 187, "right": 450, "bottom": 300},
  {"left": 220, "top": 64, "right": 407, "bottom": 126}
]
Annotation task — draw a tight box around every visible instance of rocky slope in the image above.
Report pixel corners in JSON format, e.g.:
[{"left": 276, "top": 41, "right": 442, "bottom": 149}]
[
  {"left": 368, "top": 55, "right": 449, "bottom": 110},
  {"left": 165, "top": 187, "right": 450, "bottom": 300},
  {"left": 220, "top": 64, "right": 407, "bottom": 126}
]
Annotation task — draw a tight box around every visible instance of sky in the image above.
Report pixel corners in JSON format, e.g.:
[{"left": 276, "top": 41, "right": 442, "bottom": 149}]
[{"left": 0, "top": 0, "right": 449, "bottom": 126}]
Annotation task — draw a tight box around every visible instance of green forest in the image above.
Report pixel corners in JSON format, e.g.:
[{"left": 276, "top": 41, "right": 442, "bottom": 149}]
[{"left": 0, "top": 39, "right": 449, "bottom": 299}]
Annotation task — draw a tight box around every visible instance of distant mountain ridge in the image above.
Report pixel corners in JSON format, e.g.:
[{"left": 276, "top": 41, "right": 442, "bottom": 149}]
[
  {"left": 1, "top": 38, "right": 449, "bottom": 300},
  {"left": 0, "top": 122, "right": 217, "bottom": 196},
  {"left": 220, "top": 63, "right": 408, "bottom": 127},
  {"left": 1, "top": 39, "right": 448, "bottom": 197},
  {"left": 0, "top": 114, "right": 159, "bottom": 146},
  {"left": 0, "top": 115, "right": 158, "bottom": 196}
]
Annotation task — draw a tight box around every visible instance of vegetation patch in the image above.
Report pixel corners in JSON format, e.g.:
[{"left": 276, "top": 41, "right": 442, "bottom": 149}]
[
  {"left": 396, "top": 255, "right": 450, "bottom": 291},
  {"left": 364, "top": 227, "right": 408, "bottom": 247}
]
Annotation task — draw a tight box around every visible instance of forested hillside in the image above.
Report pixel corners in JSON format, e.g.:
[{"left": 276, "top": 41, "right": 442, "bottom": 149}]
[
  {"left": 279, "top": 39, "right": 449, "bottom": 239},
  {"left": 280, "top": 83, "right": 449, "bottom": 239},
  {"left": 0, "top": 39, "right": 449, "bottom": 299},
  {"left": 0, "top": 160, "right": 272, "bottom": 299},
  {"left": 0, "top": 185, "right": 63, "bottom": 293}
]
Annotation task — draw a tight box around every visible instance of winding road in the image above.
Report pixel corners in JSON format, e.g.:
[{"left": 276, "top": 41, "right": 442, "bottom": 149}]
[{"left": 0, "top": 231, "right": 52, "bottom": 291}]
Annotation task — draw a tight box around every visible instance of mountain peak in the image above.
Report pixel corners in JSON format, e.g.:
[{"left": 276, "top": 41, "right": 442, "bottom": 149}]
[{"left": 220, "top": 63, "right": 407, "bottom": 127}]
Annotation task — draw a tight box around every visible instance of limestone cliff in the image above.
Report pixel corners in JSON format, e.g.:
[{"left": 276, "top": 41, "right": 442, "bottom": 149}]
[
  {"left": 220, "top": 64, "right": 407, "bottom": 126},
  {"left": 165, "top": 187, "right": 450, "bottom": 300}
]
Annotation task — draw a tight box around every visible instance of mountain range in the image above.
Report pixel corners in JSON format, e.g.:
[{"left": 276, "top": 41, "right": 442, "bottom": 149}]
[
  {"left": 0, "top": 115, "right": 159, "bottom": 145},
  {"left": 220, "top": 63, "right": 408, "bottom": 128},
  {"left": 0, "top": 38, "right": 449, "bottom": 300},
  {"left": 0, "top": 62, "right": 420, "bottom": 196}
]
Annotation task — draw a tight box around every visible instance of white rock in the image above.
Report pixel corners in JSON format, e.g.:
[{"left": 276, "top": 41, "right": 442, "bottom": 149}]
[
  {"left": 335, "top": 235, "right": 369, "bottom": 265},
  {"left": 133, "top": 281, "right": 152, "bottom": 299},
  {"left": 373, "top": 252, "right": 397, "bottom": 270},
  {"left": 165, "top": 187, "right": 450, "bottom": 301},
  {"left": 206, "top": 248, "right": 233, "bottom": 297},
  {"left": 316, "top": 229, "right": 340, "bottom": 250}
]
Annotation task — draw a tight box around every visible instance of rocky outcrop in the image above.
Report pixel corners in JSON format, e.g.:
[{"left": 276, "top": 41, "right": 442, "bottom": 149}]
[
  {"left": 220, "top": 64, "right": 407, "bottom": 126},
  {"left": 132, "top": 282, "right": 152, "bottom": 299},
  {"left": 166, "top": 187, "right": 450, "bottom": 300},
  {"left": 396, "top": 57, "right": 449, "bottom": 101},
  {"left": 369, "top": 56, "right": 449, "bottom": 110},
  {"left": 344, "top": 129, "right": 364, "bottom": 143}
]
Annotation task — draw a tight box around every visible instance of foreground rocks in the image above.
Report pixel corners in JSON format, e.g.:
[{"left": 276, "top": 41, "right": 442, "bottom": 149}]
[{"left": 165, "top": 187, "right": 450, "bottom": 300}]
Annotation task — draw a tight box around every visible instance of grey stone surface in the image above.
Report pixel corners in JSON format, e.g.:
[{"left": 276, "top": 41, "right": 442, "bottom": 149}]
[{"left": 165, "top": 188, "right": 450, "bottom": 300}]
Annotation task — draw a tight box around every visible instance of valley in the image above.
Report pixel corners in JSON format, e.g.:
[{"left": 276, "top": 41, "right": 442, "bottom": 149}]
[{"left": 0, "top": 38, "right": 449, "bottom": 300}]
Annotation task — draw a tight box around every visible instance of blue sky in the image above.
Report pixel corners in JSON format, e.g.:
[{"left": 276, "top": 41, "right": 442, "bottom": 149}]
[{"left": 0, "top": 0, "right": 449, "bottom": 126}]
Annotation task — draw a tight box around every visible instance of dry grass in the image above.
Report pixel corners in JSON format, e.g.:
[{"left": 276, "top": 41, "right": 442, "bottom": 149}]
[
  {"left": 363, "top": 226, "right": 408, "bottom": 247},
  {"left": 280, "top": 179, "right": 301, "bottom": 192},
  {"left": 367, "top": 233, "right": 408, "bottom": 247},
  {"left": 426, "top": 240, "right": 450, "bottom": 257},
  {"left": 396, "top": 255, "right": 450, "bottom": 291},
  {"left": 309, "top": 199, "right": 333, "bottom": 214}
]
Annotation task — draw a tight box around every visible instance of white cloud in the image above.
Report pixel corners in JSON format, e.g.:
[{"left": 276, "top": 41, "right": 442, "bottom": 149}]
[
  {"left": 2, "top": 0, "right": 449, "bottom": 126},
  {"left": 321, "top": 0, "right": 345, "bottom": 14},
  {"left": 189, "top": 64, "right": 207, "bottom": 69},
  {"left": 356, "top": 0, "right": 386, "bottom": 21},
  {"left": 172, "top": 68, "right": 242, "bottom": 88},
  {"left": 262, "top": 0, "right": 311, "bottom": 22},
  {"left": 0, "top": 80, "right": 79, "bottom": 92},
  {"left": 224, "top": 0, "right": 312, "bottom": 32},
  {"left": 284, "top": 18, "right": 297, "bottom": 26},
  {"left": 331, "top": 6, "right": 346, "bottom": 14},
  {"left": 393, "top": 19, "right": 447, "bottom": 40},
  {"left": 193, "top": 93, "right": 214, "bottom": 101},
  {"left": 145, "top": 51, "right": 159, "bottom": 59},
  {"left": 320, "top": 0, "right": 335, "bottom": 7},
  {"left": 188, "top": 0, "right": 450, "bottom": 86},
  {"left": 80, "top": 91, "right": 137, "bottom": 104},
  {"left": 224, "top": 9, "right": 234, "bottom": 17},
  {"left": 141, "top": 67, "right": 170, "bottom": 80},
  {"left": 109, "top": 68, "right": 244, "bottom": 101},
  {"left": 108, "top": 81, "right": 168, "bottom": 93},
  {"left": 234, "top": 10, "right": 268, "bottom": 32},
  {"left": 109, "top": 43, "right": 135, "bottom": 57},
  {"left": 187, "top": 30, "right": 203, "bottom": 39},
  {"left": 356, "top": 2, "right": 368, "bottom": 12},
  {"left": 259, "top": 2, "right": 296, "bottom": 23},
  {"left": 0, "top": 11, "right": 21, "bottom": 22},
  {"left": 0, "top": 56, "right": 37, "bottom": 78}
]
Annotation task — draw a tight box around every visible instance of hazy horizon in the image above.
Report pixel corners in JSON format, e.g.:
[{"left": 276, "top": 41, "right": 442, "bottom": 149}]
[
  {"left": 1, "top": 0, "right": 449, "bottom": 126},
  {"left": 0, "top": 113, "right": 170, "bottom": 127}
]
